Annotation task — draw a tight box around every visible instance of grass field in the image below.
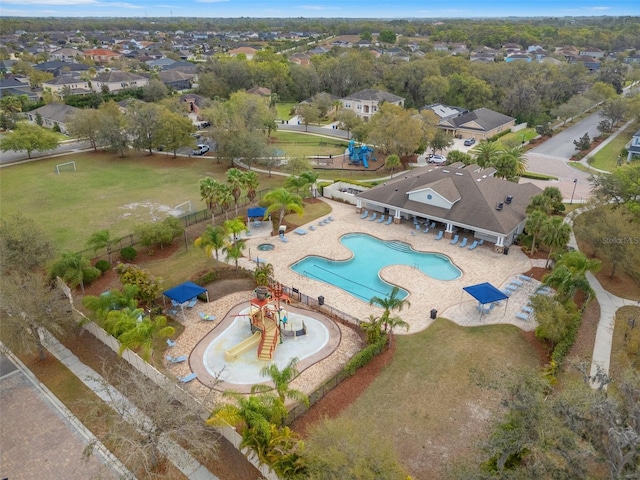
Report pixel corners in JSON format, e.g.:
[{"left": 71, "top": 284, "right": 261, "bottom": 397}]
[
  {"left": 590, "top": 122, "right": 637, "bottom": 172},
  {"left": 275, "top": 102, "right": 296, "bottom": 121},
  {"left": 0, "top": 151, "right": 284, "bottom": 252},
  {"left": 269, "top": 131, "right": 349, "bottom": 158},
  {"left": 341, "top": 319, "right": 542, "bottom": 478}
]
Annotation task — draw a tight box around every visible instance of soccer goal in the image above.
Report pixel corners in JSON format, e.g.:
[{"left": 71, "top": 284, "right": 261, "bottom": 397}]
[
  {"left": 55, "top": 161, "right": 76, "bottom": 175},
  {"left": 173, "top": 200, "right": 192, "bottom": 217}
]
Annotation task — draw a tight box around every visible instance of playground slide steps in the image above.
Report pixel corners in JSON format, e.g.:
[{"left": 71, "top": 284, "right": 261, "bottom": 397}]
[{"left": 258, "top": 320, "right": 280, "bottom": 361}]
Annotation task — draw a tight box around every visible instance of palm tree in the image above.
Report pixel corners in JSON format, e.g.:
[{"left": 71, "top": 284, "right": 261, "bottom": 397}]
[
  {"left": 251, "top": 357, "right": 309, "bottom": 411},
  {"left": 82, "top": 284, "right": 138, "bottom": 322},
  {"left": 223, "top": 239, "right": 247, "bottom": 269},
  {"left": 385, "top": 315, "right": 410, "bottom": 336},
  {"left": 543, "top": 265, "right": 595, "bottom": 303},
  {"left": 385, "top": 154, "right": 401, "bottom": 177},
  {"left": 195, "top": 224, "right": 226, "bottom": 266},
  {"left": 283, "top": 175, "right": 309, "bottom": 197},
  {"left": 49, "top": 251, "right": 96, "bottom": 295},
  {"left": 244, "top": 170, "right": 260, "bottom": 203},
  {"left": 226, "top": 168, "right": 245, "bottom": 217},
  {"left": 525, "top": 209, "right": 547, "bottom": 254},
  {"left": 199, "top": 177, "right": 222, "bottom": 225},
  {"left": 86, "top": 229, "right": 115, "bottom": 264},
  {"left": 360, "top": 314, "right": 384, "bottom": 344},
  {"left": 117, "top": 314, "right": 175, "bottom": 361},
  {"left": 369, "top": 286, "right": 411, "bottom": 318},
  {"left": 263, "top": 188, "right": 304, "bottom": 230},
  {"left": 217, "top": 183, "right": 234, "bottom": 221},
  {"left": 540, "top": 216, "right": 572, "bottom": 268},
  {"left": 471, "top": 141, "right": 501, "bottom": 168},
  {"left": 526, "top": 193, "right": 554, "bottom": 215},
  {"left": 501, "top": 145, "right": 527, "bottom": 175}
]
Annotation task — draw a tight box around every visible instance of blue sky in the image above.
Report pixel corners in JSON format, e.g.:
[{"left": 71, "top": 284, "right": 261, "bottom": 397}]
[{"left": 1, "top": 0, "right": 638, "bottom": 18}]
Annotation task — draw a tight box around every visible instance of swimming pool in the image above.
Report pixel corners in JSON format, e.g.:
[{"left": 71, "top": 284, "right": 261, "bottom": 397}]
[{"left": 290, "top": 233, "right": 462, "bottom": 302}]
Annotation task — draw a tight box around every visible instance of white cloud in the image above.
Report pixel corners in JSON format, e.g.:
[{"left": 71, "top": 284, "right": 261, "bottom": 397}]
[
  {"left": 0, "top": 0, "right": 97, "bottom": 4},
  {"left": 586, "top": 6, "right": 611, "bottom": 10},
  {"left": 299, "top": 4, "right": 341, "bottom": 10},
  {"left": 195, "top": 0, "right": 229, "bottom": 3}
]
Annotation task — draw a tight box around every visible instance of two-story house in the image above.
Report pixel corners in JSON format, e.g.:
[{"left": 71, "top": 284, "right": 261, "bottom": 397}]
[{"left": 340, "top": 89, "right": 404, "bottom": 122}]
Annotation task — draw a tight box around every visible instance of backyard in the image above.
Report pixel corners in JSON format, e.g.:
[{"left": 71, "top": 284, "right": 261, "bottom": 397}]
[{"left": 269, "top": 130, "right": 349, "bottom": 158}]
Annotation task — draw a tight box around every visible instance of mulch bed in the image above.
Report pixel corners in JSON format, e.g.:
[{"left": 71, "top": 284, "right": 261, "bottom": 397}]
[{"left": 291, "top": 337, "right": 396, "bottom": 438}]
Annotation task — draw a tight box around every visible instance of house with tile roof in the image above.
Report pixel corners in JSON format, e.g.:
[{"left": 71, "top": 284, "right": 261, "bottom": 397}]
[
  {"left": 83, "top": 48, "right": 121, "bottom": 64},
  {"left": 340, "top": 89, "right": 404, "bottom": 122},
  {"left": 625, "top": 129, "right": 640, "bottom": 163},
  {"left": 355, "top": 163, "right": 542, "bottom": 252}
]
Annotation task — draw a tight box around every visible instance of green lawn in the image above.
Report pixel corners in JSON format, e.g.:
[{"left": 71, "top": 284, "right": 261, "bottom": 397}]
[
  {"left": 590, "top": 123, "right": 637, "bottom": 172},
  {"left": 497, "top": 127, "right": 538, "bottom": 148},
  {"left": 275, "top": 101, "right": 297, "bottom": 120},
  {"left": 269, "top": 131, "right": 349, "bottom": 158},
  {"left": 340, "top": 319, "right": 542, "bottom": 478},
  {"left": 0, "top": 151, "right": 284, "bottom": 252}
]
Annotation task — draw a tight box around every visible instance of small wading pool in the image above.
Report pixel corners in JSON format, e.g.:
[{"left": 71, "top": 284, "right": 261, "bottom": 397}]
[
  {"left": 291, "top": 233, "right": 462, "bottom": 302},
  {"left": 257, "top": 243, "right": 274, "bottom": 251}
]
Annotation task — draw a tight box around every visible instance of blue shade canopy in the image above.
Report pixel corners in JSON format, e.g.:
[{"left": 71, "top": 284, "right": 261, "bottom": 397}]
[
  {"left": 248, "top": 207, "right": 267, "bottom": 218},
  {"left": 163, "top": 281, "right": 207, "bottom": 304},
  {"left": 463, "top": 282, "right": 508, "bottom": 305}
]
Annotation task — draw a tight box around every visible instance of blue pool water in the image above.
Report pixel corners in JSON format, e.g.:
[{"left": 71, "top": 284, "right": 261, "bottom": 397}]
[{"left": 290, "top": 233, "right": 462, "bottom": 302}]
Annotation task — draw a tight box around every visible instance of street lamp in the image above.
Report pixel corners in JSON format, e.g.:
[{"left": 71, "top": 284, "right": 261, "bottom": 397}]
[{"left": 570, "top": 178, "right": 578, "bottom": 204}]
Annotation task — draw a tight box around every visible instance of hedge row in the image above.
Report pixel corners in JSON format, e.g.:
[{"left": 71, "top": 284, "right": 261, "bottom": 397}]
[{"left": 343, "top": 334, "right": 388, "bottom": 376}]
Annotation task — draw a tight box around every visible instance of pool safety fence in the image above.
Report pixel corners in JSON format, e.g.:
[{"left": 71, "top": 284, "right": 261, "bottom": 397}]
[{"left": 282, "top": 285, "right": 361, "bottom": 329}]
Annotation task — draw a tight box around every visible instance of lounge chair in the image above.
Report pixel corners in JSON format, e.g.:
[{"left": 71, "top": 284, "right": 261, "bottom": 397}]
[
  {"left": 422, "top": 224, "right": 429, "bottom": 233},
  {"left": 279, "top": 234, "right": 289, "bottom": 243},
  {"left": 309, "top": 225, "right": 316, "bottom": 231},
  {"left": 167, "top": 339, "right": 176, "bottom": 347},
  {"left": 384, "top": 217, "right": 393, "bottom": 225},
  {"left": 187, "top": 298, "right": 198, "bottom": 308},
  {"left": 459, "top": 238, "right": 468, "bottom": 248},
  {"left": 511, "top": 279, "right": 524, "bottom": 287},
  {"left": 478, "top": 239, "right": 484, "bottom": 245},
  {"left": 360, "top": 210, "right": 369, "bottom": 219},
  {"left": 518, "top": 274, "right": 532, "bottom": 282},
  {"left": 516, "top": 312, "right": 530, "bottom": 321},
  {"left": 294, "top": 228, "right": 307, "bottom": 235},
  {"left": 377, "top": 215, "right": 386, "bottom": 223},
  {"left": 199, "top": 312, "right": 216, "bottom": 321},
  {"left": 450, "top": 234, "right": 459, "bottom": 245},
  {"left": 327, "top": 216, "right": 334, "bottom": 221},
  {"left": 434, "top": 231, "right": 444, "bottom": 240},
  {"left": 369, "top": 212, "right": 378, "bottom": 221},
  {"left": 521, "top": 306, "right": 533, "bottom": 314},
  {"left": 430, "top": 221, "right": 436, "bottom": 229},
  {"left": 500, "top": 289, "right": 511, "bottom": 297},
  {"left": 166, "top": 355, "right": 188, "bottom": 363},
  {"left": 468, "top": 240, "right": 478, "bottom": 250},
  {"left": 179, "top": 372, "right": 197, "bottom": 383}
]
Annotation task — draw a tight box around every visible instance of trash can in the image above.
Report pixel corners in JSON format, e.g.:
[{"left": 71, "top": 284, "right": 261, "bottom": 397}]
[
  {"left": 503, "top": 246, "right": 510, "bottom": 255},
  {"left": 430, "top": 309, "right": 437, "bottom": 319},
  {"left": 318, "top": 296, "right": 324, "bottom": 306}
]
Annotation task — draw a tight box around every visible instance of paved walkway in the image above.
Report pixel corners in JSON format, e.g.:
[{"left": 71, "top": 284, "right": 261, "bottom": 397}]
[
  {"left": 564, "top": 209, "right": 637, "bottom": 387},
  {"left": 40, "top": 333, "right": 220, "bottom": 480}
]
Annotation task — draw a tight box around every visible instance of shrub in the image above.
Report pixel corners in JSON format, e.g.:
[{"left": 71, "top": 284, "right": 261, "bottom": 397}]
[
  {"left": 520, "top": 172, "right": 558, "bottom": 181},
  {"left": 83, "top": 266, "right": 102, "bottom": 284},
  {"left": 95, "top": 259, "right": 111, "bottom": 273},
  {"left": 120, "top": 246, "right": 137, "bottom": 262},
  {"left": 194, "top": 270, "right": 216, "bottom": 286},
  {"left": 343, "top": 335, "right": 387, "bottom": 376}
]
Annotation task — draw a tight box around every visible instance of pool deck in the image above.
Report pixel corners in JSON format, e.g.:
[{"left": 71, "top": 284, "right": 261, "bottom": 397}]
[{"left": 237, "top": 198, "right": 544, "bottom": 334}]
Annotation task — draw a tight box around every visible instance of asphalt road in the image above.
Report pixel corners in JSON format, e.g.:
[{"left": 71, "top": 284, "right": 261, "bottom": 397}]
[
  {"left": 0, "top": 140, "right": 92, "bottom": 165},
  {"left": 530, "top": 110, "right": 603, "bottom": 158}
]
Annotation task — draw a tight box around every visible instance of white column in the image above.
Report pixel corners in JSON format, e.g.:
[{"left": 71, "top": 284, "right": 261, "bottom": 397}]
[{"left": 445, "top": 223, "right": 454, "bottom": 233}]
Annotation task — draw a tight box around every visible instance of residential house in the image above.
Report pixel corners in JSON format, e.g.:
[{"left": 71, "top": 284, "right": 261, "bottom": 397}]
[
  {"left": 0, "top": 60, "right": 16, "bottom": 73},
  {"left": 83, "top": 48, "right": 121, "bottom": 64},
  {"left": 49, "top": 47, "right": 82, "bottom": 62},
  {"left": 296, "top": 92, "right": 341, "bottom": 116},
  {"left": 569, "top": 55, "right": 601, "bottom": 71},
  {"left": 228, "top": 46, "right": 258, "bottom": 59},
  {"left": 505, "top": 53, "right": 532, "bottom": 63},
  {"left": 579, "top": 47, "right": 605, "bottom": 59},
  {"left": 246, "top": 86, "right": 272, "bottom": 97},
  {"left": 25, "top": 103, "right": 80, "bottom": 133},
  {"left": 625, "top": 129, "right": 640, "bottom": 162},
  {"left": 340, "top": 89, "right": 404, "bottom": 122},
  {"left": 355, "top": 163, "right": 542, "bottom": 251},
  {"left": 0, "top": 76, "right": 34, "bottom": 99},
  {"left": 180, "top": 93, "right": 208, "bottom": 114},
  {"left": 42, "top": 75, "right": 91, "bottom": 96},
  {"left": 420, "top": 104, "right": 468, "bottom": 122},
  {"left": 289, "top": 52, "right": 311, "bottom": 66},
  {"left": 92, "top": 71, "right": 148, "bottom": 93},
  {"left": 33, "top": 60, "right": 89, "bottom": 76},
  {"left": 437, "top": 107, "right": 516, "bottom": 141},
  {"left": 158, "top": 70, "right": 195, "bottom": 90},
  {"left": 624, "top": 54, "right": 640, "bottom": 64}
]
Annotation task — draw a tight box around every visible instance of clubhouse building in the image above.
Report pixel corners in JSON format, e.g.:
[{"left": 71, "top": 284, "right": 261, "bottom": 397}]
[{"left": 355, "top": 163, "right": 542, "bottom": 253}]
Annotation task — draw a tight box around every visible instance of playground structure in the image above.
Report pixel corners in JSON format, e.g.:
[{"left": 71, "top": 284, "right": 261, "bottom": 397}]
[
  {"left": 346, "top": 140, "right": 374, "bottom": 168},
  {"left": 224, "top": 283, "right": 306, "bottom": 362}
]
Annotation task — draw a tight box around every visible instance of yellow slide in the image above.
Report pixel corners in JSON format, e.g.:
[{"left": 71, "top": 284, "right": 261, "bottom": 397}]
[{"left": 224, "top": 331, "right": 262, "bottom": 362}]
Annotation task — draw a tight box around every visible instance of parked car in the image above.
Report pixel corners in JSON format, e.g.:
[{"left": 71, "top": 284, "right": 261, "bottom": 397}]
[
  {"left": 429, "top": 155, "right": 446, "bottom": 165},
  {"left": 464, "top": 138, "right": 476, "bottom": 146},
  {"left": 193, "top": 144, "right": 210, "bottom": 155}
]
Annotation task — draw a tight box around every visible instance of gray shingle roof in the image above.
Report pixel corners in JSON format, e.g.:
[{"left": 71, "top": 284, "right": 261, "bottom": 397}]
[
  {"left": 442, "top": 108, "right": 515, "bottom": 132},
  {"left": 342, "top": 89, "right": 404, "bottom": 103},
  {"left": 28, "top": 103, "right": 80, "bottom": 123},
  {"left": 357, "top": 164, "right": 541, "bottom": 235}
]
